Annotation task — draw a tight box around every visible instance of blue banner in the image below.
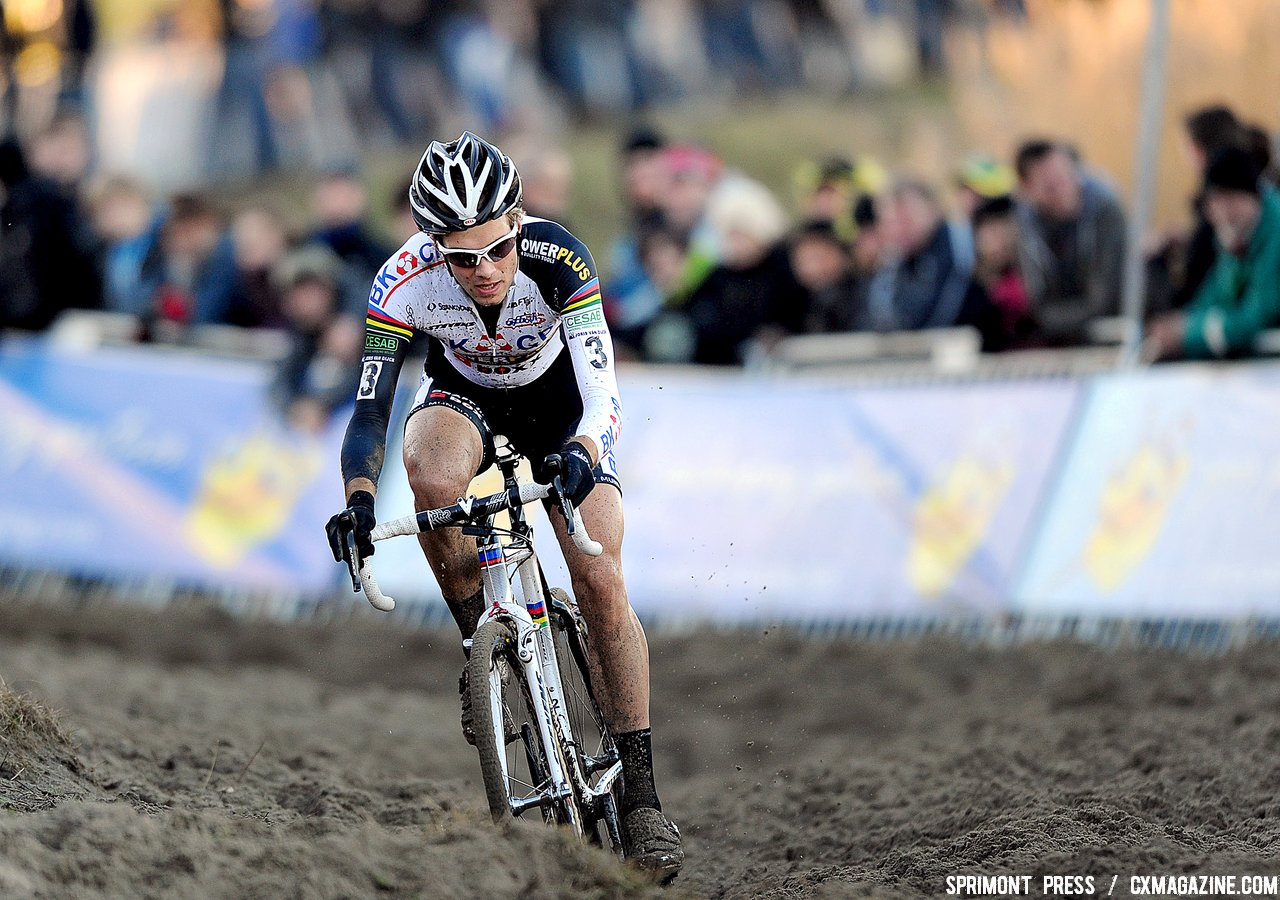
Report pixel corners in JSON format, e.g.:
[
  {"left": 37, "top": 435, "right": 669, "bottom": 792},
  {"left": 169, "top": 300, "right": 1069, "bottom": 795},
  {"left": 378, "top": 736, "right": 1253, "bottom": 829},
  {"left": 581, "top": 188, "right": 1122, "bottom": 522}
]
[
  {"left": 1016, "top": 366, "right": 1280, "bottom": 618},
  {"left": 603, "top": 371, "right": 1080, "bottom": 622},
  {"left": 0, "top": 340, "right": 344, "bottom": 591}
]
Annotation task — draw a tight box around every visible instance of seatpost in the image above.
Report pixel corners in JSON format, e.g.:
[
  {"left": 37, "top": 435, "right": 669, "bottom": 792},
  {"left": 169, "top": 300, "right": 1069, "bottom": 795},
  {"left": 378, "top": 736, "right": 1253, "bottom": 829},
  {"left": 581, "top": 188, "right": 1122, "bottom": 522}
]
[{"left": 493, "top": 436, "right": 527, "bottom": 534}]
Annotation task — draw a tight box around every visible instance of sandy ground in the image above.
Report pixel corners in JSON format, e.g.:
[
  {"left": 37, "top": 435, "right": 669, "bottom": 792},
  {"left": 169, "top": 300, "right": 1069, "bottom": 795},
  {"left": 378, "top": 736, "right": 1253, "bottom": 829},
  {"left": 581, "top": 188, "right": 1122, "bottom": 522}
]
[{"left": 3, "top": 597, "right": 1280, "bottom": 899}]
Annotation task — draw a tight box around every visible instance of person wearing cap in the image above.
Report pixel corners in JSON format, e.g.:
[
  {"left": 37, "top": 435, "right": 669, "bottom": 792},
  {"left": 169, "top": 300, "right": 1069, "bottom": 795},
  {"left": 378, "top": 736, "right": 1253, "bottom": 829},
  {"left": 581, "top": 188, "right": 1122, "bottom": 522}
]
[
  {"left": 954, "top": 153, "right": 1016, "bottom": 220},
  {"left": 1144, "top": 146, "right": 1280, "bottom": 361}
]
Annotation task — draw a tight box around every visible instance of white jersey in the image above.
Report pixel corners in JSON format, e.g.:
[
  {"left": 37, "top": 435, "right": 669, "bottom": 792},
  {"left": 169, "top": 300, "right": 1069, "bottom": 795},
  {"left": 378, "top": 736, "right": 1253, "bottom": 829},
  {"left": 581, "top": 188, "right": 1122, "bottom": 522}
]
[{"left": 345, "top": 217, "right": 622, "bottom": 482}]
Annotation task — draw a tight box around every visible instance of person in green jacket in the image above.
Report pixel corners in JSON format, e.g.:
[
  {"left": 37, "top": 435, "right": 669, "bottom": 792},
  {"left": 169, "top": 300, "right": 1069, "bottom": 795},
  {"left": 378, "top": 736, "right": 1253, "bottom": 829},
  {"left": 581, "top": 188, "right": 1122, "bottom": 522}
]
[{"left": 1145, "top": 146, "right": 1280, "bottom": 361}]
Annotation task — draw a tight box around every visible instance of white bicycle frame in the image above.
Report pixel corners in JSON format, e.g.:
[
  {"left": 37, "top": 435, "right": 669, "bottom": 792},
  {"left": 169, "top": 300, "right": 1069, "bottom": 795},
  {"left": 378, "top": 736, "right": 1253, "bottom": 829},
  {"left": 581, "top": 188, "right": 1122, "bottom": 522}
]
[{"left": 356, "top": 480, "right": 622, "bottom": 827}]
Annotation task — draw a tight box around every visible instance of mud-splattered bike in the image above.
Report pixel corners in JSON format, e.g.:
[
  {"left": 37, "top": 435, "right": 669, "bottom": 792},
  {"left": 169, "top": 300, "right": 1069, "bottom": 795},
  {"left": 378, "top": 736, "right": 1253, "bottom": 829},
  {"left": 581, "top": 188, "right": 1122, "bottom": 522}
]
[{"left": 338, "top": 438, "right": 626, "bottom": 853}]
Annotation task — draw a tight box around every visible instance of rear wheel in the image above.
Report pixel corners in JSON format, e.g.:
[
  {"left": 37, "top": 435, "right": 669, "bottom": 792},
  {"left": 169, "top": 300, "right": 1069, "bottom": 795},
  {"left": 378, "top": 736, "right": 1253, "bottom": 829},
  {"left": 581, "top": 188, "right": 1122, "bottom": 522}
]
[{"left": 549, "top": 588, "right": 626, "bottom": 857}]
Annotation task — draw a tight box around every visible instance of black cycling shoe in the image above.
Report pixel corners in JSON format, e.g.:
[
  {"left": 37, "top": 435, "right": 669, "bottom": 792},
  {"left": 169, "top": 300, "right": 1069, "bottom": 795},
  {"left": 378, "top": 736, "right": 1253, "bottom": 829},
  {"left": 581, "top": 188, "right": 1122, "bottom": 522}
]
[{"left": 622, "top": 807, "right": 684, "bottom": 882}]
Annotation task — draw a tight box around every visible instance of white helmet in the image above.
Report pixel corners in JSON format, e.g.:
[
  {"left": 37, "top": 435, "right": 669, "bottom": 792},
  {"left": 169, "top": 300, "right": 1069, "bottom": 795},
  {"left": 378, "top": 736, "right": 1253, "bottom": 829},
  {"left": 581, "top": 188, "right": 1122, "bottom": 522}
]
[{"left": 408, "top": 131, "right": 523, "bottom": 234}]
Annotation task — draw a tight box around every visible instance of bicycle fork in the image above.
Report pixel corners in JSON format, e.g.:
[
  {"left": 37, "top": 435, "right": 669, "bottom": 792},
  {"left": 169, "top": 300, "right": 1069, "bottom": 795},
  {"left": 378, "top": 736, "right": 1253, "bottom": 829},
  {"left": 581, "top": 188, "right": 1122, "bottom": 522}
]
[{"left": 474, "top": 532, "right": 584, "bottom": 826}]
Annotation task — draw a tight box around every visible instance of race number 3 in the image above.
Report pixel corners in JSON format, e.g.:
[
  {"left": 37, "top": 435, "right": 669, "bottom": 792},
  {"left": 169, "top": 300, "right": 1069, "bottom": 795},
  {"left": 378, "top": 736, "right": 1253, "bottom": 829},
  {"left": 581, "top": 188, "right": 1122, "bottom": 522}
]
[
  {"left": 585, "top": 336, "right": 608, "bottom": 369},
  {"left": 357, "top": 361, "right": 383, "bottom": 400}
]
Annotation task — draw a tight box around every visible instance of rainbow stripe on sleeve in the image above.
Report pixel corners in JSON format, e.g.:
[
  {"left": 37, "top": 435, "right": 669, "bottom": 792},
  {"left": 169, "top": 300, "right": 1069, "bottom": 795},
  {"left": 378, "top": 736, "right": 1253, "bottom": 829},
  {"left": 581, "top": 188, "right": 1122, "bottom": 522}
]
[
  {"left": 561, "top": 278, "right": 602, "bottom": 314},
  {"left": 366, "top": 305, "right": 414, "bottom": 340}
]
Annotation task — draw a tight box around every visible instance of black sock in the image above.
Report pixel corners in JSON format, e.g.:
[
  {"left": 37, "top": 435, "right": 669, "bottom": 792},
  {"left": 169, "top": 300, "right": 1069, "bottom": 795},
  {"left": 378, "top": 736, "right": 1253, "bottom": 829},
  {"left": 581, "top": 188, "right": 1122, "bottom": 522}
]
[
  {"left": 447, "top": 586, "right": 486, "bottom": 640},
  {"left": 615, "top": 728, "right": 661, "bottom": 815}
]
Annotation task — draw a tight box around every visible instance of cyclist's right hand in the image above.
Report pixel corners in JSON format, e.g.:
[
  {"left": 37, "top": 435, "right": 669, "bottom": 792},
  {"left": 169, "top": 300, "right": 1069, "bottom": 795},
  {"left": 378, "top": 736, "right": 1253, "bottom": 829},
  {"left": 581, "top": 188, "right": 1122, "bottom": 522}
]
[{"left": 325, "top": 490, "right": 377, "bottom": 563}]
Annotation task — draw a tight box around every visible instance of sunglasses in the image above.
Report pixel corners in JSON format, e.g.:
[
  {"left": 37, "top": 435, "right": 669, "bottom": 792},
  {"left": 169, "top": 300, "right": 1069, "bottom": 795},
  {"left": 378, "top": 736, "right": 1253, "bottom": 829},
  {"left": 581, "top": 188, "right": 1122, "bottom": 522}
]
[{"left": 437, "top": 226, "right": 519, "bottom": 270}]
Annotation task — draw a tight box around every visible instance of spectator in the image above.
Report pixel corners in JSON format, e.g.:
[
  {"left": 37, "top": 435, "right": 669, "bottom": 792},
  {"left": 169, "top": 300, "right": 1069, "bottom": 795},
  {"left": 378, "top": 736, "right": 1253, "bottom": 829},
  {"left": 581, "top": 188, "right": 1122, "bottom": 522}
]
[
  {"left": 851, "top": 193, "right": 885, "bottom": 287},
  {"left": 662, "top": 145, "right": 792, "bottom": 309},
  {"left": 684, "top": 179, "right": 800, "bottom": 364},
  {"left": 619, "top": 127, "right": 669, "bottom": 222},
  {"left": 788, "top": 219, "right": 864, "bottom": 333},
  {"left": 27, "top": 111, "right": 94, "bottom": 198},
  {"left": 865, "top": 178, "right": 986, "bottom": 333},
  {"left": 1014, "top": 140, "right": 1127, "bottom": 345},
  {"left": 638, "top": 223, "right": 690, "bottom": 300},
  {"left": 1144, "top": 147, "right": 1280, "bottom": 361},
  {"left": 634, "top": 222, "right": 695, "bottom": 362},
  {"left": 657, "top": 144, "right": 724, "bottom": 299},
  {"left": 794, "top": 156, "right": 856, "bottom": 230},
  {"left": 0, "top": 138, "right": 101, "bottom": 333},
  {"left": 226, "top": 206, "right": 291, "bottom": 329},
  {"left": 1243, "top": 123, "right": 1277, "bottom": 187},
  {"left": 273, "top": 244, "right": 362, "bottom": 425},
  {"left": 793, "top": 154, "right": 888, "bottom": 240},
  {"left": 511, "top": 141, "right": 574, "bottom": 226},
  {"left": 954, "top": 153, "right": 1016, "bottom": 220},
  {"left": 1164, "top": 105, "right": 1250, "bottom": 311},
  {"left": 141, "top": 192, "right": 240, "bottom": 327},
  {"left": 308, "top": 169, "right": 391, "bottom": 278},
  {"left": 606, "top": 127, "right": 670, "bottom": 355},
  {"left": 380, "top": 178, "right": 415, "bottom": 243},
  {"left": 86, "top": 175, "right": 160, "bottom": 317},
  {"left": 971, "top": 196, "right": 1034, "bottom": 349}
]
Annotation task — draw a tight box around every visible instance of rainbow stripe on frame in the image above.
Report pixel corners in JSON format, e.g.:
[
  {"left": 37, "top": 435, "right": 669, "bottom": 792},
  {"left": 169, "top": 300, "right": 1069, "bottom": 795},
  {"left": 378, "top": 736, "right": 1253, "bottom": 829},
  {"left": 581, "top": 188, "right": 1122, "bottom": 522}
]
[
  {"left": 478, "top": 545, "right": 504, "bottom": 568},
  {"left": 526, "top": 597, "right": 548, "bottom": 627}
]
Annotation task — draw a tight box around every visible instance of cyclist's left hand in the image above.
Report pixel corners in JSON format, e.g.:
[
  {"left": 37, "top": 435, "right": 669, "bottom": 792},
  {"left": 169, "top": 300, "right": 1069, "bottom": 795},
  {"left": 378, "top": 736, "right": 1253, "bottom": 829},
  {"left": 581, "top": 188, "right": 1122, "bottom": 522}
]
[{"left": 543, "top": 441, "right": 595, "bottom": 507}]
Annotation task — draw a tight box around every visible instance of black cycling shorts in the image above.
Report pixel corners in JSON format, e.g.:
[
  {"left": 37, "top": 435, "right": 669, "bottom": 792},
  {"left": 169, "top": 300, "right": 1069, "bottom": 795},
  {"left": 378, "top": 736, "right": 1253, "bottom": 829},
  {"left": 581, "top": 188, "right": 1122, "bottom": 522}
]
[{"left": 406, "top": 341, "right": 621, "bottom": 491}]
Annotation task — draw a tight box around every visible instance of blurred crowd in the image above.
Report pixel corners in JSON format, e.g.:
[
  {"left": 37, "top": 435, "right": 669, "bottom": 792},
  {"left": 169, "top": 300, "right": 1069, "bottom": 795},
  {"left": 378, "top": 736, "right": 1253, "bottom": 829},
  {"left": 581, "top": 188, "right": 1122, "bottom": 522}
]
[
  {"left": 0, "top": 98, "right": 1276, "bottom": 431},
  {"left": 0, "top": 0, "right": 1027, "bottom": 185},
  {"left": 0, "top": 108, "right": 410, "bottom": 431},
  {"left": 605, "top": 103, "right": 1280, "bottom": 367}
]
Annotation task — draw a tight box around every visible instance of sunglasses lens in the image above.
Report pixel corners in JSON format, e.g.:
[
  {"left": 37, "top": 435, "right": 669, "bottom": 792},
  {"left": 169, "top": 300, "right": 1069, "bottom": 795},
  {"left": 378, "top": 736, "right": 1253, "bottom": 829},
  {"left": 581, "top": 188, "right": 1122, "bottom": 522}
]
[
  {"left": 488, "top": 237, "right": 517, "bottom": 262},
  {"left": 446, "top": 252, "right": 480, "bottom": 269},
  {"left": 441, "top": 229, "right": 518, "bottom": 269}
]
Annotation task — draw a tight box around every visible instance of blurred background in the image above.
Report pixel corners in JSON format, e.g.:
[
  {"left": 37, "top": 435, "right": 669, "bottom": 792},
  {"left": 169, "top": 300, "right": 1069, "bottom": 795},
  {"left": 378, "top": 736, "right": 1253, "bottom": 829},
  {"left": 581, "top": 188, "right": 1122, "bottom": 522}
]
[{"left": 1, "top": 0, "right": 1279, "bottom": 634}]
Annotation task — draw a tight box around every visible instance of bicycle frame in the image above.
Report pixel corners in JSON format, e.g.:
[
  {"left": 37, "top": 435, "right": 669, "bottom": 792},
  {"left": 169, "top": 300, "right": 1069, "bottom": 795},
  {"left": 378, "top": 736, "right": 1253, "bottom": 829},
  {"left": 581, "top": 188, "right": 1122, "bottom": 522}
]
[
  {"left": 473, "top": 448, "right": 586, "bottom": 819},
  {"left": 351, "top": 441, "right": 622, "bottom": 831}
]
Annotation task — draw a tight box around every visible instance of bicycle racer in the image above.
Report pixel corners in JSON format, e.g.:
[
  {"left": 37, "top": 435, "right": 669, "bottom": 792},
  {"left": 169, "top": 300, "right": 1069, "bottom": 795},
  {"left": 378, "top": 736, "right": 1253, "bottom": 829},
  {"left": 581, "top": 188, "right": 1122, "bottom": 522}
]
[{"left": 325, "top": 132, "right": 683, "bottom": 877}]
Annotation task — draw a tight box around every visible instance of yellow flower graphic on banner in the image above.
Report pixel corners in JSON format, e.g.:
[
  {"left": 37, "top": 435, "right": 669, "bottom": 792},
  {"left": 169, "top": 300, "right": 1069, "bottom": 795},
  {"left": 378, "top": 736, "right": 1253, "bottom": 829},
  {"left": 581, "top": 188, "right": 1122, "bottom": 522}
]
[
  {"left": 907, "top": 455, "right": 1014, "bottom": 598},
  {"left": 185, "top": 433, "right": 323, "bottom": 568},
  {"left": 1084, "top": 443, "right": 1188, "bottom": 593}
]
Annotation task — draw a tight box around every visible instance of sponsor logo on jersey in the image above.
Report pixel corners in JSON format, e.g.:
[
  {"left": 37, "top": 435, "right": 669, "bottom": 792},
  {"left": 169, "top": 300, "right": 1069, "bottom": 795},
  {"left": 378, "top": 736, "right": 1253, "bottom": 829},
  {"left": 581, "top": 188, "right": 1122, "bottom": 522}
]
[
  {"left": 520, "top": 238, "right": 593, "bottom": 281},
  {"left": 563, "top": 308, "right": 604, "bottom": 330},
  {"left": 370, "top": 252, "right": 443, "bottom": 307},
  {"left": 365, "top": 333, "right": 401, "bottom": 352},
  {"left": 515, "top": 331, "right": 555, "bottom": 350},
  {"left": 597, "top": 396, "right": 622, "bottom": 455},
  {"left": 395, "top": 251, "right": 420, "bottom": 276},
  {"left": 504, "top": 311, "right": 547, "bottom": 328}
]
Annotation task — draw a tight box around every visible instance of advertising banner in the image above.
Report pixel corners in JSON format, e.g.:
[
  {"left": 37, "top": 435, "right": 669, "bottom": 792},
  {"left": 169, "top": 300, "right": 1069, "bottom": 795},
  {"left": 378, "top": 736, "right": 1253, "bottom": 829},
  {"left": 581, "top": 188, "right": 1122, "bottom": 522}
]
[
  {"left": 602, "top": 371, "right": 1080, "bottom": 622},
  {"left": 0, "top": 341, "right": 345, "bottom": 592},
  {"left": 1016, "top": 366, "right": 1280, "bottom": 618}
]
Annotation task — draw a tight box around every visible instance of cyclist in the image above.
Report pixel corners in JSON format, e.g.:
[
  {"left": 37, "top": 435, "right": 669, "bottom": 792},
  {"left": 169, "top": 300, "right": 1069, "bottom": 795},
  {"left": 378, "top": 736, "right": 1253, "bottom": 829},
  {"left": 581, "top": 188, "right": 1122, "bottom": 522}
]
[{"left": 325, "top": 132, "right": 683, "bottom": 878}]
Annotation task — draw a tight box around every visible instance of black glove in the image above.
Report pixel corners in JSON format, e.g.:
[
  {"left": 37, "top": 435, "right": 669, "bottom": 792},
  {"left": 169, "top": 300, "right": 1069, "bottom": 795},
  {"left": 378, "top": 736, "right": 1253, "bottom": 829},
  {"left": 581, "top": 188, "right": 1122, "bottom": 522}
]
[
  {"left": 325, "top": 490, "right": 377, "bottom": 563},
  {"left": 543, "top": 441, "right": 596, "bottom": 507}
]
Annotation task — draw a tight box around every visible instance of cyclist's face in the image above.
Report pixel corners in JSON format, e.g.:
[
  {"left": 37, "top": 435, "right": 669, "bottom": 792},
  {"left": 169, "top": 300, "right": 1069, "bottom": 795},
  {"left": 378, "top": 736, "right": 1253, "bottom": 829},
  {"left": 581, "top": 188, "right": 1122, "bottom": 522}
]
[{"left": 439, "top": 217, "right": 520, "bottom": 306}]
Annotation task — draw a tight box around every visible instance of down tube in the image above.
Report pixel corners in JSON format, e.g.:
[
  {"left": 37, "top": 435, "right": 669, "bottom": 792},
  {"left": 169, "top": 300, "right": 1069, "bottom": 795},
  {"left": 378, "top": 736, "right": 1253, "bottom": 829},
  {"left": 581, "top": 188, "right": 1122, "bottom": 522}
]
[{"left": 519, "top": 563, "right": 578, "bottom": 765}]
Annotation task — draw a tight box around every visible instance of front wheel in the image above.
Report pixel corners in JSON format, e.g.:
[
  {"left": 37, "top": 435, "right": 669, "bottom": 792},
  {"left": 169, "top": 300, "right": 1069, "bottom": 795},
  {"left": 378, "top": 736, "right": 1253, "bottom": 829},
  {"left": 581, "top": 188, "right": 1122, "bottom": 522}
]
[{"left": 467, "top": 618, "right": 583, "bottom": 828}]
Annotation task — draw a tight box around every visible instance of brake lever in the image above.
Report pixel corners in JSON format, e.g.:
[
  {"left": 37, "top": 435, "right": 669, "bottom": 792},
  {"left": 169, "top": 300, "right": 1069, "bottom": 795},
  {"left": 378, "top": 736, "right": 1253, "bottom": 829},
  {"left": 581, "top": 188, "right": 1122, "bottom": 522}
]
[
  {"left": 340, "top": 511, "right": 362, "bottom": 592},
  {"left": 551, "top": 473, "right": 577, "bottom": 535}
]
